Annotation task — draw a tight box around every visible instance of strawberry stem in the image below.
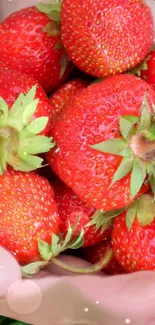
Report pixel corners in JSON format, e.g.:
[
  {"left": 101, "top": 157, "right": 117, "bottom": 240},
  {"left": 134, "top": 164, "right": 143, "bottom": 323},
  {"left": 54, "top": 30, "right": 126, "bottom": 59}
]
[
  {"left": 52, "top": 248, "right": 113, "bottom": 274},
  {"left": 130, "top": 130, "right": 155, "bottom": 162}
]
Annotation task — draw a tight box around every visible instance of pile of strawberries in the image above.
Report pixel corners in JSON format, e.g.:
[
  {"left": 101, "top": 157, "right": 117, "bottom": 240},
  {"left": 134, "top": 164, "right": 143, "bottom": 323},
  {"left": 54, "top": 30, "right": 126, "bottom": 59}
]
[{"left": 1, "top": 0, "right": 155, "bottom": 277}]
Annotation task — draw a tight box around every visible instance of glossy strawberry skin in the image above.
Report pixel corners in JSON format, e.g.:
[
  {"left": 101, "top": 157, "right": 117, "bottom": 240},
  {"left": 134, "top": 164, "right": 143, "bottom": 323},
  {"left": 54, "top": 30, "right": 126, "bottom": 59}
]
[
  {"left": 0, "top": 7, "right": 71, "bottom": 94},
  {"left": 141, "top": 50, "right": 155, "bottom": 90},
  {"left": 112, "top": 212, "right": 155, "bottom": 272},
  {"left": 0, "top": 67, "right": 52, "bottom": 134},
  {"left": 47, "top": 74, "right": 152, "bottom": 211},
  {"left": 49, "top": 79, "right": 88, "bottom": 122},
  {"left": 61, "top": 0, "right": 153, "bottom": 78},
  {"left": 48, "top": 78, "right": 89, "bottom": 176},
  {"left": 0, "top": 169, "right": 60, "bottom": 264},
  {"left": 83, "top": 240, "right": 125, "bottom": 275},
  {"left": 53, "top": 179, "right": 111, "bottom": 247}
]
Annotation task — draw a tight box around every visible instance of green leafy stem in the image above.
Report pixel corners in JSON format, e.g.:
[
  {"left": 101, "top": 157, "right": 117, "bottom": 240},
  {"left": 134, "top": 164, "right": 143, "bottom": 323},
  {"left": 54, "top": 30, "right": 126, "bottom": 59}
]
[{"left": 22, "top": 219, "right": 113, "bottom": 277}]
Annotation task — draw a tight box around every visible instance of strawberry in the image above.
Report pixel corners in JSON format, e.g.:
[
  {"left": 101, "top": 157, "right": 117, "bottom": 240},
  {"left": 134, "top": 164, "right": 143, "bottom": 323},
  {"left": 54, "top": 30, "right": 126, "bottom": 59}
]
[
  {"left": 46, "top": 74, "right": 155, "bottom": 211},
  {"left": 140, "top": 50, "right": 155, "bottom": 87},
  {"left": 131, "top": 50, "right": 155, "bottom": 90},
  {"left": 112, "top": 194, "right": 155, "bottom": 272},
  {"left": 83, "top": 240, "right": 125, "bottom": 275},
  {"left": 0, "top": 169, "right": 60, "bottom": 264},
  {"left": 48, "top": 78, "right": 89, "bottom": 176},
  {"left": 61, "top": 0, "right": 153, "bottom": 78},
  {"left": 49, "top": 79, "right": 89, "bottom": 122},
  {"left": 0, "top": 67, "right": 52, "bottom": 130},
  {"left": 0, "top": 67, "right": 54, "bottom": 173},
  {"left": 0, "top": 5, "right": 72, "bottom": 94},
  {"left": 53, "top": 179, "right": 112, "bottom": 247}
]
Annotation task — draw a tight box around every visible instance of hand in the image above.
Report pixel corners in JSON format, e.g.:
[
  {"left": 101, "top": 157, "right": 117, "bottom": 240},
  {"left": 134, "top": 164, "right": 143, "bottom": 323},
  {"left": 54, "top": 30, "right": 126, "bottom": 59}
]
[{"left": 2, "top": 247, "right": 155, "bottom": 325}]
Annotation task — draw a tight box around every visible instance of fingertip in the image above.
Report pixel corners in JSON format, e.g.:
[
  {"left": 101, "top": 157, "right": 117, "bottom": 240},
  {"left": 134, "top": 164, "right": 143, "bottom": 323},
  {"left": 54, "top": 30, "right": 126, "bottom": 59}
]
[{"left": 0, "top": 246, "right": 21, "bottom": 298}]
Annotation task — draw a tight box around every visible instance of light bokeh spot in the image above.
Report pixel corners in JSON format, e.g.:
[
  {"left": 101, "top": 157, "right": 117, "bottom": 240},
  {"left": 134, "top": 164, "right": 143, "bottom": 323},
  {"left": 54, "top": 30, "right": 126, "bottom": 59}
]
[{"left": 7, "top": 279, "right": 42, "bottom": 314}]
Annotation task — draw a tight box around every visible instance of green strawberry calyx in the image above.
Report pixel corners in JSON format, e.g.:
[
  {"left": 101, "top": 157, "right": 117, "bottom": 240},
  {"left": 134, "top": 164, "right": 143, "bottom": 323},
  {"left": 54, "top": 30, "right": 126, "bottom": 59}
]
[
  {"left": 129, "top": 55, "right": 149, "bottom": 77},
  {"left": 22, "top": 219, "right": 113, "bottom": 277},
  {"left": 0, "top": 85, "right": 55, "bottom": 173},
  {"left": 91, "top": 95, "right": 155, "bottom": 200},
  {"left": 86, "top": 208, "right": 125, "bottom": 234},
  {"left": 125, "top": 193, "right": 155, "bottom": 230},
  {"left": 129, "top": 45, "right": 155, "bottom": 77},
  {"left": 36, "top": 1, "right": 61, "bottom": 25},
  {"left": 36, "top": 1, "right": 70, "bottom": 78},
  {"left": 36, "top": 2, "right": 61, "bottom": 41}
]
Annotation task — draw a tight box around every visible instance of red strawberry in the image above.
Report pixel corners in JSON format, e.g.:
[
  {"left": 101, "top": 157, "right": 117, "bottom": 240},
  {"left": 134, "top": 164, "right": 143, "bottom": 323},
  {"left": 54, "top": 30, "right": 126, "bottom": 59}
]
[
  {"left": 0, "top": 5, "right": 72, "bottom": 94},
  {"left": 49, "top": 79, "right": 89, "bottom": 122},
  {"left": 53, "top": 179, "right": 112, "bottom": 247},
  {"left": 46, "top": 74, "right": 155, "bottom": 211},
  {"left": 48, "top": 78, "right": 89, "bottom": 176},
  {"left": 112, "top": 194, "right": 155, "bottom": 272},
  {"left": 0, "top": 67, "right": 54, "bottom": 173},
  {"left": 137, "top": 50, "right": 155, "bottom": 90},
  {"left": 0, "top": 169, "right": 60, "bottom": 264},
  {"left": 83, "top": 240, "right": 125, "bottom": 275},
  {"left": 61, "top": 0, "right": 153, "bottom": 78},
  {"left": 0, "top": 67, "right": 52, "bottom": 130}
]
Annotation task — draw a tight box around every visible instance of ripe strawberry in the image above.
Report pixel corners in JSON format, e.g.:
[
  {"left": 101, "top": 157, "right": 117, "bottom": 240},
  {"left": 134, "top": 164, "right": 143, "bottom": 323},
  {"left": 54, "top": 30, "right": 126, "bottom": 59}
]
[
  {"left": 0, "top": 67, "right": 52, "bottom": 130},
  {"left": 53, "top": 179, "right": 112, "bottom": 247},
  {"left": 0, "top": 67, "right": 54, "bottom": 173},
  {"left": 46, "top": 74, "right": 155, "bottom": 211},
  {"left": 83, "top": 240, "right": 125, "bottom": 275},
  {"left": 49, "top": 79, "right": 89, "bottom": 122},
  {"left": 132, "top": 50, "right": 155, "bottom": 90},
  {"left": 48, "top": 78, "right": 89, "bottom": 176},
  {"left": 112, "top": 194, "right": 155, "bottom": 272},
  {"left": 0, "top": 5, "right": 72, "bottom": 94},
  {"left": 61, "top": 0, "right": 153, "bottom": 78},
  {"left": 0, "top": 169, "right": 60, "bottom": 264},
  {"left": 140, "top": 50, "right": 155, "bottom": 86}
]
